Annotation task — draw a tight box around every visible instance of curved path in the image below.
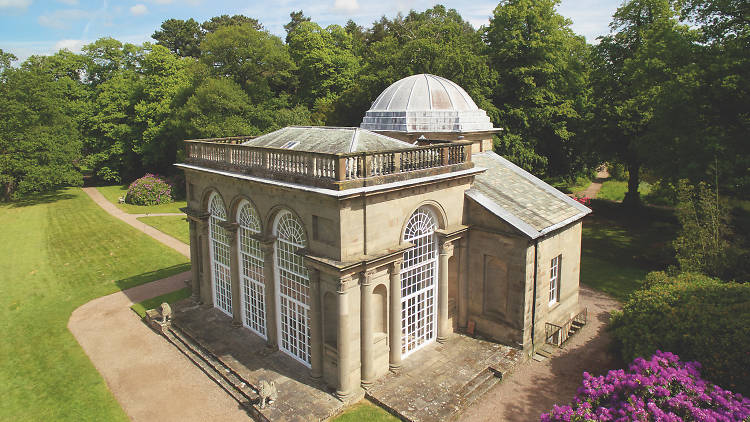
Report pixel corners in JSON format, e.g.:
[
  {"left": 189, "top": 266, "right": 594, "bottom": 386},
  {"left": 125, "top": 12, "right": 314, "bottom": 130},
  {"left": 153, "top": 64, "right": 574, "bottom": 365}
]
[
  {"left": 81, "top": 187, "right": 189, "bottom": 258},
  {"left": 458, "top": 286, "right": 621, "bottom": 421},
  {"left": 579, "top": 166, "right": 610, "bottom": 199},
  {"left": 70, "top": 189, "right": 250, "bottom": 421}
]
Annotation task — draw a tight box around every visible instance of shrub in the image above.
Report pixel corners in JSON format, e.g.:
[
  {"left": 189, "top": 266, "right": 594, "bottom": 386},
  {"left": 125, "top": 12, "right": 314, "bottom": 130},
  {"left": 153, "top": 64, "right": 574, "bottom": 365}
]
[
  {"left": 125, "top": 173, "right": 172, "bottom": 206},
  {"left": 540, "top": 351, "right": 750, "bottom": 421},
  {"left": 610, "top": 272, "right": 750, "bottom": 395}
]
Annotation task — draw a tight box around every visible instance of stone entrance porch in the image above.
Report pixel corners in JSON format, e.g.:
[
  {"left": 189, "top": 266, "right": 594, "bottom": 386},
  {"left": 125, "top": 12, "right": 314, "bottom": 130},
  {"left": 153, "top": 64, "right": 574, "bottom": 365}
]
[
  {"left": 366, "top": 335, "right": 524, "bottom": 421},
  {"left": 169, "top": 298, "right": 524, "bottom": 421}
]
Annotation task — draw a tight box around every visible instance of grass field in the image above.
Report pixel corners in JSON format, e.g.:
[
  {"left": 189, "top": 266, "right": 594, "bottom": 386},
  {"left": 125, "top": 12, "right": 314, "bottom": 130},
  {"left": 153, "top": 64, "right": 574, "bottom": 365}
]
[
  {"left": 96, "top": 185, "right": 187, "bottom": 214},
  {"left": 0, "top": 188, "right": 190, "bottom": 421},
  {"left": 137, "top": 215, "right": 190, "bottom": 244},
  {"left": 580, "top": 200, "right": 678, "bottom": 300},
  {"left": 597, "top": 180, "right": 652, "bottom": 202},
  {"left": 332, "top": 400, "right": 399, "bottom": 422}
]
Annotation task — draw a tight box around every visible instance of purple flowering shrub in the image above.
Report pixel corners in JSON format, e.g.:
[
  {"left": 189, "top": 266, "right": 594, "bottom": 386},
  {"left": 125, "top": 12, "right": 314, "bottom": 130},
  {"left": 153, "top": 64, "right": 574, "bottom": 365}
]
[
  {"left": 541, "top": 351, "right": 750, "bottom": 421},
  {"left": 125, "top": 173, "right": 173, "bottom": 206}
]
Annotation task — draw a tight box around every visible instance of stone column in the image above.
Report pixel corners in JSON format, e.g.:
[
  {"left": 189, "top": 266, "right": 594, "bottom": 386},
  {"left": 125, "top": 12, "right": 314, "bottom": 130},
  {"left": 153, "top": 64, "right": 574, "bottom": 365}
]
[
  {"left": 260, "top": 238, "right": 278, "bottom": 348},
  {"left": 389, "top": 260, "right": 402, "bottom": 371},
  {"left": 437, "top": 239, "right": 453, "bottom": 343},
  {"left": 336, "top": 275, "right": 354, "bottom": 400},
  {"left": 221, "top": 222, "right": 242, "bottom": 327},
  {"left": 187, "top": 219, "right": 201, "bottom": 303},
  {"left": 309, "top": 268, "right": 323, "bottom": 379},
  {"left": 458, "top": 238, "right": 469, "bottom": 329},
  {"left": 199, "top": 218, "right": 213, "bottom": 307},
  {"left": 360, "top": 269, "right": 376, "bottom": 386}
]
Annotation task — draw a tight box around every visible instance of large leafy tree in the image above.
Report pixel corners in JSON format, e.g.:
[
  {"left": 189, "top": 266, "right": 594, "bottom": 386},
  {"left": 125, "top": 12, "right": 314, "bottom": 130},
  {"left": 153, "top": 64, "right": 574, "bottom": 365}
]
[
  {"left": 484, "top": 0, "right": 592, "bottom": 177},
  {"left": 152, "top": 18, "right": 202, "bottom": 58},
  {"left": 0, "top": 57, "right": 83, "bottom": 199},
  {"left": 591, "top": 0, "right": 699, "bottom": 207},
  {"left": 287, "top": 21, "right": 360, "bottom": 115}
]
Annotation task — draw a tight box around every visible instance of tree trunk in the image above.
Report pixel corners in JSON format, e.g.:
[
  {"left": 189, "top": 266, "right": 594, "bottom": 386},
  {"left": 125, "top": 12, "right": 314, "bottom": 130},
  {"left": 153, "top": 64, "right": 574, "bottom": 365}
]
[{"left": 622, "top": 160, "right": 641, "bottom": 209}]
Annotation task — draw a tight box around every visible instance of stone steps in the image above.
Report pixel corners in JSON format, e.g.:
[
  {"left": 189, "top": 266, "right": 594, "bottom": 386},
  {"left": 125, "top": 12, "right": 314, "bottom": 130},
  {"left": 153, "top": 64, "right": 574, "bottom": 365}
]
[
  {"left": 163, "top": 325, "right": 270, "bottom": 421},
  {"left": 453, "top": 367, "right": 502, "bottom": 413}
]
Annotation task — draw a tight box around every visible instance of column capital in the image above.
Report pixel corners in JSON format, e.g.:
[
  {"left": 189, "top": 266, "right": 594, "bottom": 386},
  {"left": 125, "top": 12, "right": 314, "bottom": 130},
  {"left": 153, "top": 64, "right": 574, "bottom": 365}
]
[
  {"left": 218, "top": 221, "right": 239, "bottom": 242},
  {"left": 181, "top": 207, "right": 210, "bottom": 222},
  {"left": 389, "top": 259, "right": 403, "bottom": 273},
  {"left": 360, "top": 268, "right": 377, "bottom": 287},
  {"left": 439, "top": 239, "right": 454, "bottom": 255},
  {"left": 258, "top": 235, "right": 276, "bottom": 251},
  {"left": 337, "top": 275, "right": 355, "bottom": 294}
]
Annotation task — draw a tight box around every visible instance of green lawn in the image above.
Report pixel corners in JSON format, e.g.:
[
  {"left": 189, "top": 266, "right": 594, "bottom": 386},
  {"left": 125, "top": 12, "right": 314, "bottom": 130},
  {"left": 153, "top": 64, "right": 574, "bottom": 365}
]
[
  {"left": 597, "top": 180, "right": 652, "bottom": 202},
  {"left": 96, "top": 185, "right": 187, "bottom": 214},
  {"left": 332, "top": 400, "right": 399, "bottom": 422},
  {"left": 547, "top": 175, "right": 592, "bottom": 195},
  {"left": 131, "top": 287, "right": 192, "bottom": 318},
  {"left": 0, "top": 188, "right": 190, "bottom": 421},
  {"left": 580, "top": 200, "right": 678, "bottom": 300},
  {"left": 137, "top": 215, "right": 190, "bottom": 244}
]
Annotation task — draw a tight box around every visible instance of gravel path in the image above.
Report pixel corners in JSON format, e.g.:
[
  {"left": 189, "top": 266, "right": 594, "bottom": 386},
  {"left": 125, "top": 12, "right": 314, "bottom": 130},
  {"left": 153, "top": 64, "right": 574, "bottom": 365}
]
[
  {"left": 458, "top": 286, "right": 622, "bottom": 422},
  {"left": 82, "top": 187, "right": 189, "bottom": 258},
  {"left": 68, "top": 189, "right": 251, "bottom": 421},
  {"left": 579, "top": 167, "right": 611, "bottom": 199}
]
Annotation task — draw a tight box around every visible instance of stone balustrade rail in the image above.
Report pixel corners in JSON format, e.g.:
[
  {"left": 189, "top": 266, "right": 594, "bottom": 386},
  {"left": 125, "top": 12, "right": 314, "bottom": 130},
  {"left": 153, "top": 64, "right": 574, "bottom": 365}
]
[{"left": 182, "top": 138, "right": 474, "bottom": 190}]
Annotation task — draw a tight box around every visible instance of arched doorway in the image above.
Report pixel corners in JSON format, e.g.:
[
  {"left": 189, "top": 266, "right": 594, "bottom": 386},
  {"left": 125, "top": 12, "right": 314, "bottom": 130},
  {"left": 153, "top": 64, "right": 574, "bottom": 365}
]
[
  {"left": 208, "top": 192, "right": 232, "bottom": 316},
  {"left": 400, "top": 207, "right": 438, "bottom": 357},
  {"left": 273, "top": 210, "right": 310, "bottom": 366},
  {"left": 237, "top": 200, "right": 266, "bottom": 339}
]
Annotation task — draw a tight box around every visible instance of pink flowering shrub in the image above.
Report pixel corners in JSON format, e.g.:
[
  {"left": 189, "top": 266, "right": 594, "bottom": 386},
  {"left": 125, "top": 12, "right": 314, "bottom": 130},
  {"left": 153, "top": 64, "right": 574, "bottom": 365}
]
[
  {"left": 540, "top": 351, "right": 750, "bottom": 422},
  {"left": 574, "top": 196, "right": 591, "bottom": 206},
  {"left": 125, "top": 173, "right": 172, "bottom": 206}
]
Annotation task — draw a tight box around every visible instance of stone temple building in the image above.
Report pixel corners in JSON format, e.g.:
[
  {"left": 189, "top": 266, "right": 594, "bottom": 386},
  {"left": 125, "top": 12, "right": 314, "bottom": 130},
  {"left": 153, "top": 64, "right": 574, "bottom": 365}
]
[{"left": 177, "top": 74, "right": 590, "bottom": 400}]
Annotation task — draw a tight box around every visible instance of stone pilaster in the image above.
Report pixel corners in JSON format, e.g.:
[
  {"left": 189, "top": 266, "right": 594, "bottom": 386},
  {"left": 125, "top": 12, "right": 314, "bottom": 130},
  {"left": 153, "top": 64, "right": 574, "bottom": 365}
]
[
  {"left": 182, "top": 207, "right": 210, "bottom": 305},
  {"left": 437, "top": 239, "right": 454, "bottom": 343},
  {"left": 309, "top": 268, "right": 323, "bottom": 379},
  {"left": 336, "top": 275, "right": 355, "bottom": 400},
  {"left": 199, "top": 218, "right": 213, "bottom": 307},
  {"left": 388, "top": 260, "right": 403, "bottom": 372},
  {"left": 220, "top": 221, "right": 241, "bottom": 327},
  {"left": 360, "top": 269, "right": 376, "bottom": 387},
  {"left": 260, "top": 238, "right": 278, "bottom": 348},
  {"left": 458, "top": 238, "right": 469, "bottom": 329}
]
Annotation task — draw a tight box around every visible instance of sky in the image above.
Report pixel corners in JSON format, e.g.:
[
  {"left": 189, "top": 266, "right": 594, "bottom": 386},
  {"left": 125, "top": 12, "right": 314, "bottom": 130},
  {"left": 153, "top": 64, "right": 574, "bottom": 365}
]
[{"left": 0, "top": 0, "right": 623, "bottom": 63}]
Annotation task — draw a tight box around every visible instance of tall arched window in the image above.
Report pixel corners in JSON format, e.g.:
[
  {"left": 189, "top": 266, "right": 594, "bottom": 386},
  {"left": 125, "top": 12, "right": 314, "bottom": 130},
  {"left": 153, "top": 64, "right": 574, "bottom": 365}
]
[
  {"left": 274, "top": 210, "right": 310, "bottom": 367},
  {"left": 208, "top": 192, "right": 232, "bottom": 316},
  {"left": 400, "top": 207, "right": 438, "bottom": 357},
  {"left": 237, "top": 200, "right": 266, "bottom": 339}
]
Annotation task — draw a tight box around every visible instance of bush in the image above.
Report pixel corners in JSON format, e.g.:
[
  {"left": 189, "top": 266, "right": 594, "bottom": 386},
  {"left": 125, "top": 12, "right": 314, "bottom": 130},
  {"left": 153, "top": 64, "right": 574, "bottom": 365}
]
[
  {"left": 608, "top": 162, "right": 628, "bottom": 181},
  {"left": 610, "top": 272, "right": 750, "bottom": 395},
  {"left": 541, "top": 351, "right": 750, "bottom": 421},
  {"left": 124, "top": 173, "right": 172, "bottom": 206}
]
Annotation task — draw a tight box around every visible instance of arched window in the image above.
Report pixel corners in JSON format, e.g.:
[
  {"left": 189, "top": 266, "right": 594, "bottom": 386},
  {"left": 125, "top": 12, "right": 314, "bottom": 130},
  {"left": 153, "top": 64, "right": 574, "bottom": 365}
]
[
  {"left": 400, "top": 207, "right": 438, "bottom": 357},
  {"left": 273, "top": 210, "right": 311, "bottom": 367},
  {"left": 208, "top": 192, "right": 232, "bottom": 316},
  {"left": 237, "top": 200, "right": 266, "bottom": 339}
]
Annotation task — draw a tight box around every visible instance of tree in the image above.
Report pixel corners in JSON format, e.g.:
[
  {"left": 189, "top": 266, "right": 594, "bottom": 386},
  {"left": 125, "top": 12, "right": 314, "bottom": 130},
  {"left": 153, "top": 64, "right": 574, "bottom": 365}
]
[
  {"left": 199, "top": 24, "right": 296, "bottom": 102},
  {"left": 151, "top": 18, "right": 202, "bottom": 58},
  {"left": 0, "top": 59, "right": 82, "bottom": 199},
  {"left": 82, "top": 37, "right": 141, "bottom": 85},
  {"left": 202, "top": 14, "right": 262, "bottom": 33},
  {"left": 590, "top": 0, "right": 698, "bottom": 208},
  {"left": 0, "top": 48, "right": 16, "bottom": 76},
  {"left": 284, "top": 10, "right": 311, "bottom": 43},
  {"left": 287, "top": 21, "right": 360, "bottom": 114},
  {"left": 484, "top": 0, "right": 593, "bottom": 177}
]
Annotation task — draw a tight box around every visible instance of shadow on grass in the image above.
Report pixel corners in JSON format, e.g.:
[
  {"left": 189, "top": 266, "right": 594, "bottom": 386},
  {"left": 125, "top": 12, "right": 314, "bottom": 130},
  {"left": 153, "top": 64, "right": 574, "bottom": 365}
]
[
  {"left": 115, "top": 263, "right": 191, "bottom": 292},
  {"left": 9, "top": 189, "right": 76, "bottom": 208}
]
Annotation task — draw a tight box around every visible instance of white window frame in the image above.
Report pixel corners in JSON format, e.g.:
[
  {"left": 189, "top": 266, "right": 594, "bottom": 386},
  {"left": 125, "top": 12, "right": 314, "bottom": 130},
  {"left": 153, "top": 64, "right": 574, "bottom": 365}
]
[
  {"left": 273, "top": 210, "right": 311, "bottom": 368},
  {"left": 208, "top": 192, "right": 232, "bottom": 317},
  {"left": 237, "top": 200, "right": 266, "bottom": 340},
  {"left": 400, "top": 207, "right": 438, "bottom": 358},
  {"left": 549, "top": 254, "right": 561, "bottom": 306}
]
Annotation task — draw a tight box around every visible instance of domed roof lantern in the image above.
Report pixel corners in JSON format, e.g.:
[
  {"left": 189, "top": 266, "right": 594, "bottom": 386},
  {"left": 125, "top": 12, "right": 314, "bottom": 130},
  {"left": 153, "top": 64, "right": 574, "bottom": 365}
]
[{"left": 360, "top": 74, "right": 500, "bottom": 145}]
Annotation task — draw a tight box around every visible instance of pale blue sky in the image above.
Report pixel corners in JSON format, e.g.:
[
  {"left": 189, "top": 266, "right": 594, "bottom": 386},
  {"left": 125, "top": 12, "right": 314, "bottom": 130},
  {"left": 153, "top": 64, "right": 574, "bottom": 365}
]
[{"left": 0, "top": 0, "right": 623, "bottom": 63}]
